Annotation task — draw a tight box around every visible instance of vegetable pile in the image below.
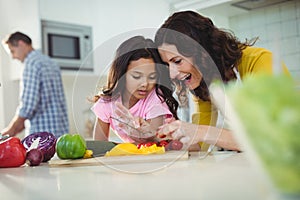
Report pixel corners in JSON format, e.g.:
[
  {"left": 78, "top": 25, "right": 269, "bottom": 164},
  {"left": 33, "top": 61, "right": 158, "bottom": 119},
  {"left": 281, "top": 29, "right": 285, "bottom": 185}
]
[
  {"left": 0, "top": 131, "right": 184, "bottom": 168},
  {"left": 227, "top": 74, "right": 300, "bottom": 194}
]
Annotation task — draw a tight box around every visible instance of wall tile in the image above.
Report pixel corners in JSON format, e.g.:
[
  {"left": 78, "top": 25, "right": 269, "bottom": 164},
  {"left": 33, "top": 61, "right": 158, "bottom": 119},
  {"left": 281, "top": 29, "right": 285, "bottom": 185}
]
[
  {"left": 281, "top": 20, "right": 298, "bottom": 38},
  {"left": 281, "top": 37, "right": 298, "bottom": 55},
  {"left": 265, "top": 5, "right": 280, "bottom": 24},
  {"left": 282, "top": 53, "right": 300, "bottom": 81},
  {"left": 266, "top": 22, "right": 281, "bottom": 41},
  {"left": 250, "top": 9, "right": 265, "bottom": 28},
  {"left": 253, "top": 26, "right": 267, "bottom": 42},
  {"left": 280, "top": 1, "right": 297, "bottom": 21}
]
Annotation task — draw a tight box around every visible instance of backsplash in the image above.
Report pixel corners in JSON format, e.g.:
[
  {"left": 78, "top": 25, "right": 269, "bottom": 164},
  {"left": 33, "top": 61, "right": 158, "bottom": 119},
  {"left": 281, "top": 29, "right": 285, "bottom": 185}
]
[{"left": 229, "top": 0, "right": 300, "bottom": 81}]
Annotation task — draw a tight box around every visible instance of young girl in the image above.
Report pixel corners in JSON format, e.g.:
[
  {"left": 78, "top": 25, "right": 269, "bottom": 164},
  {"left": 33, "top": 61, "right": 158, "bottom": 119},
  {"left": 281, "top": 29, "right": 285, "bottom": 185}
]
[{"left": 91, "top": 36, "right": 178, "bottom": 143}]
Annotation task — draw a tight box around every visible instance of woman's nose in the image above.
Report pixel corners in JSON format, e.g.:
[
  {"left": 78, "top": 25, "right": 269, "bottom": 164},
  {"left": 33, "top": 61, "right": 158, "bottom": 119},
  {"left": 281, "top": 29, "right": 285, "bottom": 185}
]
[{"left": 169, "top": 64, "right": 179, "bottom": 79}]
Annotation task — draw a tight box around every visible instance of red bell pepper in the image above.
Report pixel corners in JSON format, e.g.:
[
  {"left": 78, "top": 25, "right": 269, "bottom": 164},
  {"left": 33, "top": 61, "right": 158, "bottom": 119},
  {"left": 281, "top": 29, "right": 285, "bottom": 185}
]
[{"left": 0, "top": 137, "right": 26, "bottom": 168}]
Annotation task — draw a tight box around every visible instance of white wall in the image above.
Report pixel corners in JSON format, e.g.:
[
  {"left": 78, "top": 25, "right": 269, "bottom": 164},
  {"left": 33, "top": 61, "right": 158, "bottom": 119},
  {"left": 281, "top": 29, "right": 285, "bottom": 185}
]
[{"left": 0, "top": 0, "right": 40, "bottom": 137}]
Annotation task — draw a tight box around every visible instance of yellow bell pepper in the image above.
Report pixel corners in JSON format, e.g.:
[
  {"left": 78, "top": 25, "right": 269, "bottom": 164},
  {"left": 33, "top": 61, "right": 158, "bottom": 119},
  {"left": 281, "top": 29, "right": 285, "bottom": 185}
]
[{"left": 105, "top": 143, "right": 165, "bottom": 156}]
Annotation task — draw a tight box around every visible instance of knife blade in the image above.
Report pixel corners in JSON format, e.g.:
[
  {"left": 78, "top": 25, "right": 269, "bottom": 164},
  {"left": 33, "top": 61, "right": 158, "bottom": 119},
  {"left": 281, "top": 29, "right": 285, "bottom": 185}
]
[
  {"left": 86, "top": 140, "right": 117, "bottom": 157},
  {"left": 0, "top": 134, "right": 9, "bottom": 142}
]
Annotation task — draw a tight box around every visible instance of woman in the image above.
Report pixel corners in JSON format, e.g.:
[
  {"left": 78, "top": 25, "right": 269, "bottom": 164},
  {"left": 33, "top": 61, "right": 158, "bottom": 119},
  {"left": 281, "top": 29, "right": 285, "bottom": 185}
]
[{"left": 154, "top": 11, "right": 290, "bottom": 151}]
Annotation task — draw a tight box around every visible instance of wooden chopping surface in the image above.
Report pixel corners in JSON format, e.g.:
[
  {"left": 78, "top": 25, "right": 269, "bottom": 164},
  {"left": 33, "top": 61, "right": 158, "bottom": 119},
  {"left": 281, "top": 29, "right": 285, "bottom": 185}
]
[{"left": 48, "top": 150, "right": 189, "bottom": 167}]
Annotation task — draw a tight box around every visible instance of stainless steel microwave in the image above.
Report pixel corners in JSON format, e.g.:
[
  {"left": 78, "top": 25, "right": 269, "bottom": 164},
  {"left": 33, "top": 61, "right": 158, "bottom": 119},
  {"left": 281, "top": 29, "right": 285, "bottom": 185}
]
[{"left": 41, "top": 20, "right": 93, "bottom": 71}]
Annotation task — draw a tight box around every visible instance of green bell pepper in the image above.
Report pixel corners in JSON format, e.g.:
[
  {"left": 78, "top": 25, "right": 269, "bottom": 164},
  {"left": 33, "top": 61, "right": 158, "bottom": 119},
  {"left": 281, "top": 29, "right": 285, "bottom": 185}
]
[{"left": 56, "top": 134, "right": 86, "bottom": 159}]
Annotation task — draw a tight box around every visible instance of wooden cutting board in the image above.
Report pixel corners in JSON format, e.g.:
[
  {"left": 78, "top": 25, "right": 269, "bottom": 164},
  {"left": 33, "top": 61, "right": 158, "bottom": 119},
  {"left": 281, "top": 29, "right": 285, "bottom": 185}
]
[{"left": 48, "top": 151, "right": 189, "bottom": 167}]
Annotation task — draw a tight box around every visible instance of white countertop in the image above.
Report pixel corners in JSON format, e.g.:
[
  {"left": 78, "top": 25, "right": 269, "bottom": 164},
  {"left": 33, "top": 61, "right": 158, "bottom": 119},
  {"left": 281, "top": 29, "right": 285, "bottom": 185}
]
[{"left": 0, "top": 152, "right": 279, "bottom": 200}]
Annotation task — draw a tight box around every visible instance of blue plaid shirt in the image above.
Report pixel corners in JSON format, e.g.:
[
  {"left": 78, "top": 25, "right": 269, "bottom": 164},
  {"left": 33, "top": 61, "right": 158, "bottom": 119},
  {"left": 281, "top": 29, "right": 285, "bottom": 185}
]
[{"left": 18, "top": 50, "right": 69, "bottom": 138}]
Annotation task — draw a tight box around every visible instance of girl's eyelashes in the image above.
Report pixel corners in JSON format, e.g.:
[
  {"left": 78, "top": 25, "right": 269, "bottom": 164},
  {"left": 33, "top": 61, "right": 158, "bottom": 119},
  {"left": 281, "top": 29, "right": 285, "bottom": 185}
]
[
  {"left": 132, "top": 75, "right": 141, "bottom": 79},
  {"left": 131, "top": 73, "right": 157, "bottom": 80},
  {"left": 149, "top": 73, "right": 157, "bottom": 80}
]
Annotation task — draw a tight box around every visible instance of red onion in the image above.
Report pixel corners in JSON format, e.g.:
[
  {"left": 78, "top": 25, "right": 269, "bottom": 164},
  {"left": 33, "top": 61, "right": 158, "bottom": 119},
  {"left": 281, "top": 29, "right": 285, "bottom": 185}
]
[
  {"left": 22, "top": 132, "right": 57, "bottom": 162},
  {"left": 165, "top": 140, "right": 183, "bottom": 151},
  {"left": 26, "top": 149, "right": 44, "bottom": 166}
]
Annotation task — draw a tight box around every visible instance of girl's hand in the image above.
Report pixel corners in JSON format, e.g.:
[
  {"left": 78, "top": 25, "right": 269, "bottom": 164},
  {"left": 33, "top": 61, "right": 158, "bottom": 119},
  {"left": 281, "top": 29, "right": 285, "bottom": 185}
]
[
  {"left": 114, "top": 102, "right": 140, "bottom": 128},
  {"left": 114, "top": 102, "right": 156, "bottom": 142}
]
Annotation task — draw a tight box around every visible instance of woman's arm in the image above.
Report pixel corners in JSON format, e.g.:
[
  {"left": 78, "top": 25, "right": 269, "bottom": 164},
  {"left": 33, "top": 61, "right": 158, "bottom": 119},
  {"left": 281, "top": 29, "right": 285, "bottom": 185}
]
[
  {"left": 93, "top": 118, "right": 109, "bottom": 141},
  {"left": 157, "top": 120, "right": 241, "bottom": 151}
]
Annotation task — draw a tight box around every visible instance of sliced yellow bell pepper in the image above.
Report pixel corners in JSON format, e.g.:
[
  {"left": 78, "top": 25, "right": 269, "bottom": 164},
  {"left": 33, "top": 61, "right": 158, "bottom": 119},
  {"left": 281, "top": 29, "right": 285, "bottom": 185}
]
[{"left": 105, "top": 143, "right": 165, "bottom": 156}]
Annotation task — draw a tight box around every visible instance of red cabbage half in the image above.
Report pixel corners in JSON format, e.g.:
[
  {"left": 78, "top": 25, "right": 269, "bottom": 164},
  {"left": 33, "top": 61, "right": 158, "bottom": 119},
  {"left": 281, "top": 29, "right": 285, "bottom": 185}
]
[{"left": 22, "top": 132, "right": 57, "bottom": 162}]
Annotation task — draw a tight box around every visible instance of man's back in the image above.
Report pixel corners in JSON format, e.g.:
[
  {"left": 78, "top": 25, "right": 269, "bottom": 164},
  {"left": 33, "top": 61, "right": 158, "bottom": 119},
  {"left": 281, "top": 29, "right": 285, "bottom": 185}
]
[{"left": 19, "top": 50, "right": 69, "bottom": 137}]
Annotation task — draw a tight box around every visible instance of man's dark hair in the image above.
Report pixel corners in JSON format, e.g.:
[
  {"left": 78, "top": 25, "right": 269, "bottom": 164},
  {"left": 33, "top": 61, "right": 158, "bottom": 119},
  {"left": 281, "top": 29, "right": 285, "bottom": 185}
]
[{"left": 5, "top": 31, "right": 32, "bottom": 46}]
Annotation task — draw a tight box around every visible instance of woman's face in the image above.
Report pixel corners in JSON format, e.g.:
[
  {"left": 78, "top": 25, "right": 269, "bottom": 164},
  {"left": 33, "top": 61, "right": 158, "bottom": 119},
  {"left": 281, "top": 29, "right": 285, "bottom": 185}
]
[
  {"left": 158, "top": 43, "right": 202, "bottom": 90},
  {"left": 124, "top": 58, "right": 157, "bottom": 106}
]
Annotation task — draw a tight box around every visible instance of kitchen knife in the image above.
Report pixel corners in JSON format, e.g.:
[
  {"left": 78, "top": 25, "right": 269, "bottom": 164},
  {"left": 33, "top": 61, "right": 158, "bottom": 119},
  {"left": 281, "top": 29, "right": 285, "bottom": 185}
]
[
  {"left": 86, "top": 140, "right": 117, "bottom": 157},
  {"left": 0, "top": 134, "right": 9, "bottom": 142}
]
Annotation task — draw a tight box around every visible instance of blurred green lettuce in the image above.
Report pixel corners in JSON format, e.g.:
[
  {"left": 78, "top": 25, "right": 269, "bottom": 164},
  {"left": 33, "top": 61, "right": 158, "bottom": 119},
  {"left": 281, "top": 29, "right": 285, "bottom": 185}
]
[{"left": 227, "top": 74, "right": 300, "bottom": 195}]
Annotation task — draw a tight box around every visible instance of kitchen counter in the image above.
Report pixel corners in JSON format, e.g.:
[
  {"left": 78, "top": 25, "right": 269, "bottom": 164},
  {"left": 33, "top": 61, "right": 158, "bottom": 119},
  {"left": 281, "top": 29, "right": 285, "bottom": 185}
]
[{"left": 0, "top": 152, "right": 278, "bottom": 200}]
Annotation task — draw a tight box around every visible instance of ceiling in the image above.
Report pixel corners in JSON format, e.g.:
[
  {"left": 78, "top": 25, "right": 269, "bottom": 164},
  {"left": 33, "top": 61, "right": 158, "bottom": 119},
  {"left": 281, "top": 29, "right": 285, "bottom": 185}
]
[{"left": 168, "top": 0, "right": 292, "bottom": 17}]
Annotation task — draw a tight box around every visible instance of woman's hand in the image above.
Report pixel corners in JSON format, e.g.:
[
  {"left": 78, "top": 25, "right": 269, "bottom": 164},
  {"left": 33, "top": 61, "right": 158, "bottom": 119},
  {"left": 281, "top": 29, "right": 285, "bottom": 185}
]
[{"left": 156, "top": 120, "right": 199, "bottom": 148}]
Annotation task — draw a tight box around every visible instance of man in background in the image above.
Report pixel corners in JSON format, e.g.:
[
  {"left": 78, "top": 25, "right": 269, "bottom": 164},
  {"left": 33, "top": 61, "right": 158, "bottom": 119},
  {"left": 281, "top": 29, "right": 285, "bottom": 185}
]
[{"left": 1, "top": 31, "right": 69, "bottom": 138}]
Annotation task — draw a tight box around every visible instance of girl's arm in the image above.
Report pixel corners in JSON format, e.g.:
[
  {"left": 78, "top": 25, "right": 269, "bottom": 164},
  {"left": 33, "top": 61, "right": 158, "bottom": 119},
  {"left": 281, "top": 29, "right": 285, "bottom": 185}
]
[{"left": 93, "top": 118, "right": 109, "bottom": 141}]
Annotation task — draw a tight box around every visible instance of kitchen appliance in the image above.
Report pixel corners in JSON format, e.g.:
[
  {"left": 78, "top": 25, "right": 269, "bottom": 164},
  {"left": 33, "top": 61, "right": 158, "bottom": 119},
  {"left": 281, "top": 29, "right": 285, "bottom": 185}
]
[{"left": 41, "top": 20, "right": 93, "bottom": 71}]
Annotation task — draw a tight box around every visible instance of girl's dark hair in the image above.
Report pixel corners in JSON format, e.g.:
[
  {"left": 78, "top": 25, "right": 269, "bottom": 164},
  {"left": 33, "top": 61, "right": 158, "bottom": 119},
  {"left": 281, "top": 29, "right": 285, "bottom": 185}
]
[
  {"left": 95, "top": 35, "right": 178, "bottom": 119},
  {"left": 155, "top": 10, "right": 257, "bottom": 101}
]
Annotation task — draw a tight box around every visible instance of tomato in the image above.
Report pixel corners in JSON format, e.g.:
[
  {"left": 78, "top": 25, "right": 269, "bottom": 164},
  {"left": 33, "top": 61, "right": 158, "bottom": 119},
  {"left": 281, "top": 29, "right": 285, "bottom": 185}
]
[
  {"left": 158, "top": 140, "right": 169, "bottom": 147},
  {"left": 137, "top": 142, "right": 156, "bottom": 149}
]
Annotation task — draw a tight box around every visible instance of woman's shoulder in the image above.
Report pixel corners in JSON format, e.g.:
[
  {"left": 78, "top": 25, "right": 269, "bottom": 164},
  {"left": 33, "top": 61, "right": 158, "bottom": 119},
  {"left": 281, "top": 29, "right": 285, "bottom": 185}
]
[{"left": 242, "top": 46, "right": 272, "bottom": 56}]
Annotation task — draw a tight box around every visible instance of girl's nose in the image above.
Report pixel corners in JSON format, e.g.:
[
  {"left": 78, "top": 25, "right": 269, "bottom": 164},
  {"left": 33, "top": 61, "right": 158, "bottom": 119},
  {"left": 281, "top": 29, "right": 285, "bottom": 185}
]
[{"left": 140, "top": 77, "right": 148, "bottom": 87}]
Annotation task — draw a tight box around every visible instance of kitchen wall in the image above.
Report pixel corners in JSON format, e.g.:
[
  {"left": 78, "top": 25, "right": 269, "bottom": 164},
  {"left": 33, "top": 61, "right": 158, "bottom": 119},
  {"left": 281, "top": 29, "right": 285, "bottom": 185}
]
[
  {"left": 0, "top": 0, "right": 40, "bottom": 136},
  {"left": 198, "top": 0, "right": 300, "bottom": 81},
  {"left": 229, "top": 0, "right": 300, "bottom": 81}
]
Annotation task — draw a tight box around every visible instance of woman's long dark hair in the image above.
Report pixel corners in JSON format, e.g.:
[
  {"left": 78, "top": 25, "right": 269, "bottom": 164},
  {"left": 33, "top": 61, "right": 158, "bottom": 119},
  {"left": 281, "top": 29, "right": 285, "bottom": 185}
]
[
  {"left": 155, "top": 10, "right": 257, "bottom": 101},
  {"left": 95, "top": 35, "right": 179, "bottom": 119}
]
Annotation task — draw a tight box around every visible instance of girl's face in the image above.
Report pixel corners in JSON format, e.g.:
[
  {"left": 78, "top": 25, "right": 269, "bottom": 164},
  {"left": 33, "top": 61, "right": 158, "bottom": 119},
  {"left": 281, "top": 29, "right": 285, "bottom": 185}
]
[
  {"left": 158, "top": 43, "right": 202, "bottom": 90},
  {"left": 124, "top": 58, "right": 157, "bottom": 106}
]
